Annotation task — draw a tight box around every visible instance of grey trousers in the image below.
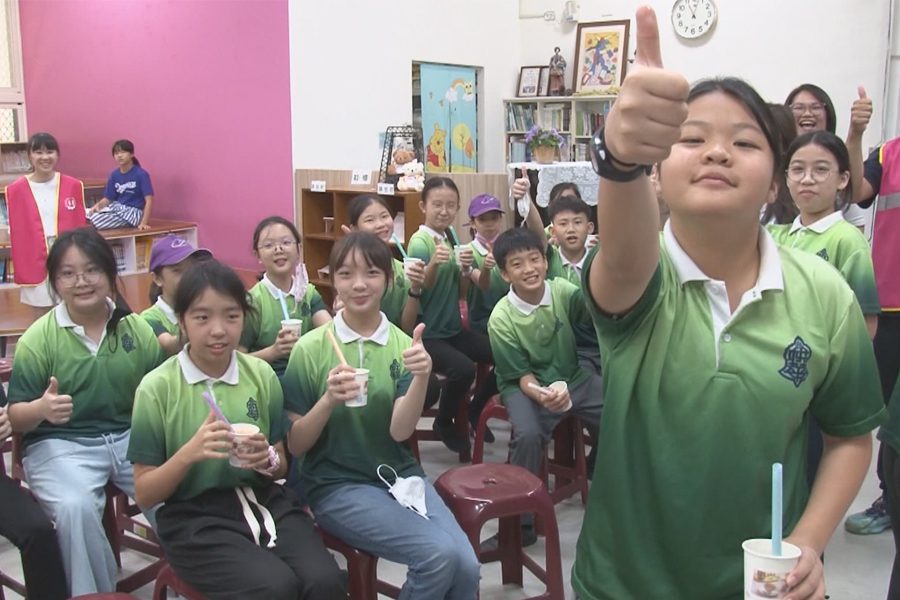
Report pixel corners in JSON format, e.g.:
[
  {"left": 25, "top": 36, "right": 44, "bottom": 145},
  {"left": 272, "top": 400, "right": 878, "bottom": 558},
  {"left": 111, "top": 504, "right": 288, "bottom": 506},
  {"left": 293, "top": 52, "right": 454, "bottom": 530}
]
[{"left": 502, "top": 374, "right": 603, "bottom": 476}]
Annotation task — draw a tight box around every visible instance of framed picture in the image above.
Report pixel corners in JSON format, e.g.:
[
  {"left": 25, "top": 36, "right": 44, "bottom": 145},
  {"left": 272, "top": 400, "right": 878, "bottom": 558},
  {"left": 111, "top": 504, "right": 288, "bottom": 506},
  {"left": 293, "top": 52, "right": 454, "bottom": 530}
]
[
  {"left": 537, "top": 67, "right": 551, "bottom": 97},
  {"left": 517, "top": 66, "right": 542, "bottom": 97},
  {"left": 573, "top": 20, "right": 630, "bottom": 95}
]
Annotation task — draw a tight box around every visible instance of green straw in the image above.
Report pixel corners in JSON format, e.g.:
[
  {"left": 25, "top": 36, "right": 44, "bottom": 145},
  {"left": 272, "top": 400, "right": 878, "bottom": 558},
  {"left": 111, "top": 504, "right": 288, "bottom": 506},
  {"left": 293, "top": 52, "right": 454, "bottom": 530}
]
[
  {"left": 448, "top": 226, "right": 462, "bottom": 247},
  {"left": 391, "top": 234, "right": 409, "bottom": 259}
]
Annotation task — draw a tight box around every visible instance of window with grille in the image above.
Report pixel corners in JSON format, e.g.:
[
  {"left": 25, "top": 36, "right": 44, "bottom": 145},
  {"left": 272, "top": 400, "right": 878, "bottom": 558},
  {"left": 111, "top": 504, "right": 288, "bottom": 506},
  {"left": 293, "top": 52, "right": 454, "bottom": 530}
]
[{"left": 0, "top": 0, "right": 25, "bottom": 142}]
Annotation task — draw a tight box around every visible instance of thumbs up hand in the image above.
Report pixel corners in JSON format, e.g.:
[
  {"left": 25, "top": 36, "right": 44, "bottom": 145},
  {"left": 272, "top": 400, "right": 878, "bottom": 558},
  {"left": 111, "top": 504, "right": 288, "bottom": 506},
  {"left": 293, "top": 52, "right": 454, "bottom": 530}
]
[
  {"left": 41, "top": 376, "right": 74, "bottom": 425},
  {"left": 849, "top": 85, "right": 873, "bottom": 137},
  {"left": 402, "top": 324, "right": 432, "bottom": 377},
  {"left": 604, "top": 6, "right": 690, "bottom": 166}
]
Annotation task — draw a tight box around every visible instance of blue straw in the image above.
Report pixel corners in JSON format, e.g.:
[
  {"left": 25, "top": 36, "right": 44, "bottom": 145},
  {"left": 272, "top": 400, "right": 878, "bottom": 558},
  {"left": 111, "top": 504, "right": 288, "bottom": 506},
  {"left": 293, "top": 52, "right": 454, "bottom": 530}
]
[
  {"left": 276, "top": 288, "right": 291, "bottom": 321},
  {"left": 391, "top": 234, "right": 409, "bottom": 259},
  {"left": 772, "top": 462, "right": 783, "bottom": 556},
  {"left": 202, "top": 389, "right": 233, "bottom": 430}
]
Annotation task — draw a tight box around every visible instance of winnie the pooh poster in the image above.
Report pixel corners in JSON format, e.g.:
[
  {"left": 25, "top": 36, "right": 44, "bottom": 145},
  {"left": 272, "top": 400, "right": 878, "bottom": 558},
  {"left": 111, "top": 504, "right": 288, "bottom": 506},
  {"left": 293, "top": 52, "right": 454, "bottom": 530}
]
[{"left": 420, "top": 63, "right": 477, "bottom": 173}]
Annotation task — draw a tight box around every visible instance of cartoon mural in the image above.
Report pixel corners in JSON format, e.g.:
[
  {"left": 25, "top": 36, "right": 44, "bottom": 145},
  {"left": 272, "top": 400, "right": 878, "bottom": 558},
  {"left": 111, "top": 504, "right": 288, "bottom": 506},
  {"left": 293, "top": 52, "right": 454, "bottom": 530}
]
[{"left": 420, "top": 64, "right": 477, "bottom": 173}]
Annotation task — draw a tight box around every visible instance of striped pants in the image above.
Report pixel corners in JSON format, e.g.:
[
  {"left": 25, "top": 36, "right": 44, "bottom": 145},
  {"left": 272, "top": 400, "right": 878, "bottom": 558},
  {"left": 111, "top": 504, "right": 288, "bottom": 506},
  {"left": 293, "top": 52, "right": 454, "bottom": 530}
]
[{"left": 89, "top": 202, "right": 143, "bottom": 229}]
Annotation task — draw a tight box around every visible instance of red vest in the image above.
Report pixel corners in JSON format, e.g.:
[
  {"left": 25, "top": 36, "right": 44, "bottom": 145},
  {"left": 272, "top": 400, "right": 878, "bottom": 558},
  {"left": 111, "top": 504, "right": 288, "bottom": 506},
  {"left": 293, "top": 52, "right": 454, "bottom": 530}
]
[{"left": 6, "top": 174, "right": 86, "bottom": 285}]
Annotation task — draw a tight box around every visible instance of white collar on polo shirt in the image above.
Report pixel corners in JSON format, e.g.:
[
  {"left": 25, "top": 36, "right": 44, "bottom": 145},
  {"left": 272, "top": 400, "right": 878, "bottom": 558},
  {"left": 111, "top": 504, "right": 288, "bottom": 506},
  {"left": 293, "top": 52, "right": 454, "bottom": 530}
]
[
  {"left": 333, "top": 310, "right": 390, "bottom": 346},
  {"left": 559, "top": 248, "right": 588, "bottom": 273},
  {"left": 55, "top": 298, "right": 116, "bottom": 355},
  {"left": 178, "top": 346, "right": 240, "bottom": 385},
  {"left": 155, "top": 296, "right": 178, "bottom": 325},
  {"left": 787, "top": 211, "right": 844, "bottom": 235},
  {"left": 662, "top": 220, "right": 784, "bottom": 292},
  {"left": 507, "top": 282, "right": 552, "bottom": 316},
  {"left": 418, "top": 224, "right": 448, "bottom": 242}
]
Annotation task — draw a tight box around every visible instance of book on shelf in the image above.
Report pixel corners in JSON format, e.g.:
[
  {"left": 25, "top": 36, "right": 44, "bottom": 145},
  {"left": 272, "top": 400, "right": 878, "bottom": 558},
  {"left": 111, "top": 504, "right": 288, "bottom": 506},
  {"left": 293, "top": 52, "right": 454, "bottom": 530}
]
[
  {"left": 135, "top": 238, "right": 153, "bottom": 271},
  {"left": 109, "top": 241, "right": 126, "bottom": 272},
  {"left": 539, "top": 103, "right": 571, "bottom": 132},
  {"left": 509, "top": 140, "right": 527, "bottom": 163},
  {"left": 574, "top": 142, "right": 590, "bottom": 162},
  {"left": 506, "top": 103, "right": 536, "bottom": 132},
  {"left": 579, "top": 110, "right": 609, "bottom": 137}
]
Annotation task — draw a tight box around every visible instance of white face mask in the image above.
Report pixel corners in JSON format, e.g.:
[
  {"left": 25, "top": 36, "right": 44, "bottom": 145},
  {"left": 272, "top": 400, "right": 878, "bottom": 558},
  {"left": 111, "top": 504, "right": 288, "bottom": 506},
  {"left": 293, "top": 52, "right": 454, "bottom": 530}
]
[{"left": 377, "top": 464, "right": 429, "bottom": 519}]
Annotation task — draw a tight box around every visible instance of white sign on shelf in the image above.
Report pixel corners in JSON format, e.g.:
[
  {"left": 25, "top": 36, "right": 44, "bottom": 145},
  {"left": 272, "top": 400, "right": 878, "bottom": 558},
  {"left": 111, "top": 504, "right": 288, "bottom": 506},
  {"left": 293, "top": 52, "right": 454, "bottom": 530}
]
[
  {"left": 377, "top": 182, "right": 395, "bottom": 195},
  {"left": 351, "top": 170, "right": 372, "bottom": 185},
  {"left": 310, "top": 180, "right": 327, "bottom": 192}
]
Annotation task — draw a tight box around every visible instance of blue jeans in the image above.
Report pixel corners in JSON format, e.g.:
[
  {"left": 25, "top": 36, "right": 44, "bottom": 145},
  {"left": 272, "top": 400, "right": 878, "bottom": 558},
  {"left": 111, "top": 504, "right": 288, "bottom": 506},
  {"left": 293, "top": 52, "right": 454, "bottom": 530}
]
[
  {"left": 23, "top": 430, "right": 157, "bottom": 595},
  {"left": 313, "top": 480, "right": 480, "bottom": 600}
]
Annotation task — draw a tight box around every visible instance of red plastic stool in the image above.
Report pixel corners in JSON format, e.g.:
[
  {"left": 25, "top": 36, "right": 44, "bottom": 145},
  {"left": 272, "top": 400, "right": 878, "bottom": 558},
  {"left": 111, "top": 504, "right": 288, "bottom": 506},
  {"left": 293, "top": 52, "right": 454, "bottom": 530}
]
[
  {"left": 317, "top": 526, "right": 400, "bottom": 600},
  {"left": 153, "top": 562, "right": 207, "bottom": 600},
  {"left": 473, "top": 396, "right": 589, "bottom": 505},
  {"left": 434, "top": 463, "right": 564, "bottom": 600}
]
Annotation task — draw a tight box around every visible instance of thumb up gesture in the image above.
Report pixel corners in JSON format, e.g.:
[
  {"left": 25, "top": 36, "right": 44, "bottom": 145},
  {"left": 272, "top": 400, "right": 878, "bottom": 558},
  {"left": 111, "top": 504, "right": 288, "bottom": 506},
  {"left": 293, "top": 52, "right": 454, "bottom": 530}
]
[
  {"left": 41, "top": 377, "right": 74, "bottom": 425},
  {"left": 402, "top": 324, "right": 432, "bottom": 377},
  {"left": 849, "top": 85, "right": 872, "bottom": 138},
  {"left": 604, "top": 7, "right": 690, "bottom": 166}
]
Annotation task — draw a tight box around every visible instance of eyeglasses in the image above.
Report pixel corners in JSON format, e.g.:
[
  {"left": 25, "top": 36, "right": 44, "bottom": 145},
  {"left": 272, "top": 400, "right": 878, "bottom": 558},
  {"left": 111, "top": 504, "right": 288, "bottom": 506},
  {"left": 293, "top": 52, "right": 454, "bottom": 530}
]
[
  {"left": 257, "top": 239, "right": 298, "bottom": 252},
  {"left": 789, "top": 102, "right": 826, "bottom": 115},
  {"left": 56, "top": 266, "right": 104, "bottom": 287},
  {"left": 786, "top": 165, "right": 835, "bottom": 183}
]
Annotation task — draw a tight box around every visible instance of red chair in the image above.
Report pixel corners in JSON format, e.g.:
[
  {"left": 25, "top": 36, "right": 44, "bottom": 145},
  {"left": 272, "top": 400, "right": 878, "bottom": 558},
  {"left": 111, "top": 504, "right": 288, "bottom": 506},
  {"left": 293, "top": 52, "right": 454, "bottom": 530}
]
[
  {"left": 317, "top": 526, "right": 401, "bottom": 600},
  {"left": 153, "top": 562, "right": 207, "bottom": 600},
  {"left": 473, "top": 396, "right": 589, "bottom": 506},
  {"left": 434, "top": 463, "right": 564, "bottom": 600}
]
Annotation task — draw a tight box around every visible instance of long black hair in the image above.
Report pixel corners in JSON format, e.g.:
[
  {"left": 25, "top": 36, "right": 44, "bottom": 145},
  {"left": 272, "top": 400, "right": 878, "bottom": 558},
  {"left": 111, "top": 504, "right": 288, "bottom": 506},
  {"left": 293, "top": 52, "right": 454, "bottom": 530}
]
[
  {"left": 762, "top": 103, "right": 800, "bottom": 225},
  {"left": 348, "top": 194, "right": 393, "bottom": 227},
  {"left": 329, "top": 231, "right": 393, "bottom": 291},
  {"left": 173, "top": 259, "right": 254, "bottom": 320},
  {"left": 785, "top": 84, "right": 837, "bottom": 134},
  {"left": 47, "top": 227, "right": 132, "bottom": 349}
]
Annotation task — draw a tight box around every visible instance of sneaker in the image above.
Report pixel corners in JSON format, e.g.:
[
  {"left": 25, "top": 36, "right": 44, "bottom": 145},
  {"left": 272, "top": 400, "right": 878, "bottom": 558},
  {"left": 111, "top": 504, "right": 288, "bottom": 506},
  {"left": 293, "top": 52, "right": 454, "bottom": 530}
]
[
  {"left": 433, "top": 419, "right": 471, "bottom": 454},
  {"left": 844, "top": 495, "right": 892, "bottom": 535}
]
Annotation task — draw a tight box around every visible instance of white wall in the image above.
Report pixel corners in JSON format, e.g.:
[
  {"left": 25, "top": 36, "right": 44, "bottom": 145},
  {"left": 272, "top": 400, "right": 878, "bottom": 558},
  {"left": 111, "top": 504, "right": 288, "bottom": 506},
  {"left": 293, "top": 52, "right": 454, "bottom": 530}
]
[
  {"left": 519, "top": 0, "right": 892, "bottom": 151},
  {"left": 289, "top": 0, "right": 521, "bottom": 173}
]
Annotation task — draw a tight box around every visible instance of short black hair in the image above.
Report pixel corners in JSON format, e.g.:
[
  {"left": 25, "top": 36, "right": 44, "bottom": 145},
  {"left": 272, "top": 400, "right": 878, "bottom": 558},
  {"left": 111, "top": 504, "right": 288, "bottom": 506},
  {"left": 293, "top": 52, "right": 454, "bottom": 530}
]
[
  {"left": 27, "top": 132, "right": 60, "bottom": 155},
  {"left": 252, "top": 216, "right": 301, "bottom": 251},
  {"left": 173, "top": 259, "right": 253, "bottom": 319},
  {"left": 348, "top": 194, "right": 393, "bottom": 227},
  {"left": 493, "top": 227, "right": 545, "bottom": 270},
  {"left": 329, "top": 231, "right": 393, "bottom": 290},
  {"left": 548, "top": 195, "right": 591, "bottom": 223}
]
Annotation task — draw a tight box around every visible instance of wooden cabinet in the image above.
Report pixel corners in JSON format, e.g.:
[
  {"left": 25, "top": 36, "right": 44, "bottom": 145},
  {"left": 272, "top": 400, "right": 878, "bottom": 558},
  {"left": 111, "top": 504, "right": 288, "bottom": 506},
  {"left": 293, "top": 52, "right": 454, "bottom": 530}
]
[{"left": 299, "top": 187, "right": 423, "bottom": 305}]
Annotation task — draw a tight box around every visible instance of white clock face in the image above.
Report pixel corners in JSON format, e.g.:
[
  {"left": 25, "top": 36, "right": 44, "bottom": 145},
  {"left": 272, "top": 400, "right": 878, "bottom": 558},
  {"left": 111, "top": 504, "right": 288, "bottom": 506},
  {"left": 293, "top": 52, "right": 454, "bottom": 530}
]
[{"left": 672, "top": 0, "right": 717, "bottom": 40}]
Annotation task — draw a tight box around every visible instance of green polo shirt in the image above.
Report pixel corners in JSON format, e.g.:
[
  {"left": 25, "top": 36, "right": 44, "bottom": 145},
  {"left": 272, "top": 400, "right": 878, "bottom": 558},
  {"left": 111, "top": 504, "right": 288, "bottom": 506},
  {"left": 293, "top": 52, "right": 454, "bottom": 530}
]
[
  {"left": 408, "top": 226, "right": 463, "bottom": 339},
  {"left": 141, "top": 297, "right": 180, "bottom": 337},
  {"left": 572, "top": 229, "right": 886, "bottom": 600},
  {"left": 546, "top": 245, "right": 586, "bottom": 286},
  {"left": 381, "top": 258, "right": 411, "bottom": 327},
  {"left": 466, "top": 240, "right": 509, "bottom": 335},
  {"left": 8, "top": 304, "right": 164, "bottom": 447},
  {"left": 241, "top": 276, "right": 327, "bottom": 375},
  {"left": 281, "top": 315, "right": 421, "bottom": 507},
  {"left": 768, "top": 213, "right": 880, "bottom": 315},
  {"left": 489, "top": 278, "right": 590, "bottom": 398},
  {"left": 128, "top": 350, "right": 285, "bottom": 502}
]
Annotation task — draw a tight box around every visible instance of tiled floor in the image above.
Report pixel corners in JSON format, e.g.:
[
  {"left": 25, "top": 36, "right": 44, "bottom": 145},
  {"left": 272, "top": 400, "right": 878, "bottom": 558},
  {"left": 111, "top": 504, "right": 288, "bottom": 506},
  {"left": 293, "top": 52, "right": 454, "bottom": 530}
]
[{"left": 0, "top": 421, "right": 892, "bottom": 599}]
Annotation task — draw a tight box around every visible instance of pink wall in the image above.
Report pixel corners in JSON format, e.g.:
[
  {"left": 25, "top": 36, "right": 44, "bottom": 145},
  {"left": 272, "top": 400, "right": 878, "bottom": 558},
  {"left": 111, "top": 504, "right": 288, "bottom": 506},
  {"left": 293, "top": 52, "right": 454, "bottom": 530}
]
[{"left": 18, "top": 0, "right": 293, "bottom": 269}]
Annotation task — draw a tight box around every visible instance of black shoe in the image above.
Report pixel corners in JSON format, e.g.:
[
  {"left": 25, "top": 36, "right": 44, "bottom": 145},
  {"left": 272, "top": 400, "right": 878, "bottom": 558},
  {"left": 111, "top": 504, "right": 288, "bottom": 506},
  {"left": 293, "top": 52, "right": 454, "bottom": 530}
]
[
  {"left": 586, "top": 442, "right": 598, "bottom": 481},
  {"left": 479, "top": 521, "right": 538, "bottom": 553},
  {"left": 470, "top": 418, "right": 495, "bottom": 444},
  {"left": 433, "top": 419, "right": 471, "bottom": 454}
]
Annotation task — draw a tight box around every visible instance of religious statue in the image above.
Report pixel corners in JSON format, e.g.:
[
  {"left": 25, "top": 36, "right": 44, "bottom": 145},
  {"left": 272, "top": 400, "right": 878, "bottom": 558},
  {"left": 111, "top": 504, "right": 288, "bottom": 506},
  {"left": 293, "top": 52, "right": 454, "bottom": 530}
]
[{"left": 548, "top": 47, "right": 567, "bottom": 96}]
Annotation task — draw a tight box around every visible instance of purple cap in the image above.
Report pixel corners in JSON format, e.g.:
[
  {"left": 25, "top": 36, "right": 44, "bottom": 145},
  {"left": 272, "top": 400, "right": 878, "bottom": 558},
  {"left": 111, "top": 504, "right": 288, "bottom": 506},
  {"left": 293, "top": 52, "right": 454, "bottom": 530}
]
[
  {"left": 149, "top": 235, "right": 211, "bottom": 271},
  {"left": 468, "top": 194, "right": 505, "bottom": 218}
]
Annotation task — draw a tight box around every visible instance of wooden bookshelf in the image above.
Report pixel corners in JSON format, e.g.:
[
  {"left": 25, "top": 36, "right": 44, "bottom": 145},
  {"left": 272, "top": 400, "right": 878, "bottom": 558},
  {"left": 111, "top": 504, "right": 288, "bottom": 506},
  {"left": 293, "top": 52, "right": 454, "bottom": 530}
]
[{"left": 299, "top": 187, "right": 423, "bottom": 305}]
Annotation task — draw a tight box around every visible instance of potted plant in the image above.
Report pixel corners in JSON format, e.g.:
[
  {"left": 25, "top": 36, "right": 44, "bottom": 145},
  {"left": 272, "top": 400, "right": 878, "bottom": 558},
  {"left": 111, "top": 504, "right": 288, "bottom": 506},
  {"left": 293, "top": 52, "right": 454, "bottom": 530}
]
[{"left": 525, "top": 125, "right": 564, "bottom": 164}]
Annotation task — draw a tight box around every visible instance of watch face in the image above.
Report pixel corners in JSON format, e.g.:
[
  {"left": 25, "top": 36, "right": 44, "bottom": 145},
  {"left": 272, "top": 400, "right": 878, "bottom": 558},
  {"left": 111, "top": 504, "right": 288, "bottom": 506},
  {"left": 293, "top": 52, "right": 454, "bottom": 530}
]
[{"left": 672, "top": 0, "right": 717, "bottom": 40}]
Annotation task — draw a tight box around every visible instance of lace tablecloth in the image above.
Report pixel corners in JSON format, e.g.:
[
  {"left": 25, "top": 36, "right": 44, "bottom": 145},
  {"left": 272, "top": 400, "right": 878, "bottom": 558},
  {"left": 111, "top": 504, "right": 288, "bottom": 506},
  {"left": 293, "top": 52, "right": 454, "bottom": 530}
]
[{"left": 506, "top": 161, "right": 600, "bottom": 209}]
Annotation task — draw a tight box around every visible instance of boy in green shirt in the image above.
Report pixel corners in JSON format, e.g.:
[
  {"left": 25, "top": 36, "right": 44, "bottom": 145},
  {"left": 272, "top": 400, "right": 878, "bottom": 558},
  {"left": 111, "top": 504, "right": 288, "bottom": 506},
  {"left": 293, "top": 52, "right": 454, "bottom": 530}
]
[{"left": 488, "top": 227, "right": 602, "bottom": 544}]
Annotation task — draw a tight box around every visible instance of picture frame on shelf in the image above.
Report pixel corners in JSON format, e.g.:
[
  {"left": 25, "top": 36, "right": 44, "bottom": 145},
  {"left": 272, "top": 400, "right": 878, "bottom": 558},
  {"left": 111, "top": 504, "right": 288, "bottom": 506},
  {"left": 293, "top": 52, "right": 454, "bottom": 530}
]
[
  {"left": 537, "top": 67, "right": 551, "bottom": 97},
  {"left": 516, "top": 66, "right": 542, "bottom": 97},
  {"left": 573, "top": 19, "right": 630, "bottom": 95}
]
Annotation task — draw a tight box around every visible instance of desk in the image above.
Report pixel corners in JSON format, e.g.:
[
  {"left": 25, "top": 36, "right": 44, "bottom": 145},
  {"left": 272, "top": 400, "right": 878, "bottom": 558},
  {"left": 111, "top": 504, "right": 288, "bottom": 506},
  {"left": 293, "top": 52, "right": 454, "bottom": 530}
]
[{"left": 0, "top": 268, "right": 260, "bottom": 352}]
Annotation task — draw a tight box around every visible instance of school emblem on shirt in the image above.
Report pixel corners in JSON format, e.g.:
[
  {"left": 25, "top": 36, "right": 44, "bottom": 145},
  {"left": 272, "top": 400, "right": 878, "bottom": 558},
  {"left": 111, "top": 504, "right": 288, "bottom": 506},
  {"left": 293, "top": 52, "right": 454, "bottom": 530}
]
[
  {"left": 778, "top": 336, "right": 812, "bottom": 388},
  {"left": 553, "top": 317, "right": 563, "bottom": 335},
  {"left": 299, "top": 302, "right": 310, "bottom": 317},
  {"left": 64, "top": 197, "right": 76, "bottom": 210},
  {"left": 246, "top": 397, "right": 260, "bottom": 420},
  {"left": 121, "top": 333, "right": 135, "bottom": 353},
  {"left": 395, "top": 274, "right": 404, "bottom": 288},
  {"left": 816, "top": 248, "right": 829, "bottom": 261},
  {"left": 390, "top": 359, "right": 402, "bottom": 381}
]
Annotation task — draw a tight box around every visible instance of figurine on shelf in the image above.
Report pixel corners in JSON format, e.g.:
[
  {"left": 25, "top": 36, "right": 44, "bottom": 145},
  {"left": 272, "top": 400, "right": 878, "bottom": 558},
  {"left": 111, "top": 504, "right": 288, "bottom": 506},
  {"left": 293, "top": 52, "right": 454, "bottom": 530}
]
[
  {"left": 548, "top": 47, "right": 567, "bottom": 96},
  {"left": 397, "top": 160, "right": 425, "bottom": 192}
]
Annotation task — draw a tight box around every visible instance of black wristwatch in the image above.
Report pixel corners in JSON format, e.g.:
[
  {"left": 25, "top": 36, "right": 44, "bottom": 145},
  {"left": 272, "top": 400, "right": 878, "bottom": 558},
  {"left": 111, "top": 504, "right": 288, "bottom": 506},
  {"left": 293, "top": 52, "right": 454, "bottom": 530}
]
[
  {"left": 589, "top": 126, "right": 652, "bottom": 182},
  {"left": 408, "top": 289, "right": 422, "bottom": 299}
]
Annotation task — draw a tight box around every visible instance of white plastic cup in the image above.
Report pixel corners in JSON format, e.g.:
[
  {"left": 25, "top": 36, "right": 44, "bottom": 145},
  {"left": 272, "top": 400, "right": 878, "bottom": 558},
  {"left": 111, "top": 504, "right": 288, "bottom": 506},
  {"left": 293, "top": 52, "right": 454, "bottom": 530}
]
[
  {"left": 345, "top": 368, "right": 369, "bottom": 408},
  {"left": 548, "top": 380, "right": 572, "bottom": 412},
  {"left": 742, "top": 539, "right": 801, "bottom": 599},
  {"left": 280, "top": 318, "right": 303, "bottom": 337},
  {"left": 229, "top": 423, "right": 261, "bottom": 467},
  {"left": 403, "top": 257, "right": 424, "bottom": 279},
  {"left": 585, "top": 234, "right": 599, "bottom": 248}
]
